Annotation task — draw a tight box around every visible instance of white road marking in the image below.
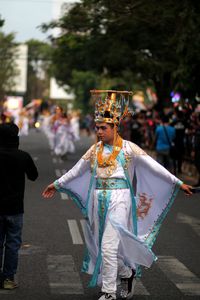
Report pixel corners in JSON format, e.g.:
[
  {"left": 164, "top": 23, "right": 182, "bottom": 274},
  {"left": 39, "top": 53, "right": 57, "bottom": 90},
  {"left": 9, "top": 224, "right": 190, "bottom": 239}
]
[
  {"left": 158, "top": 256, "right": 200, "bottom": 295},
  {"left": 61, "top": 193, "right": 69, "bottom": 200},
  {"left": 67, "top": 220, "right": 83, "bottom": 245},
  {"left": 47, "top": 255, "right": 83, "bottom": 294},
  {"left": 177, "top": 213, "right": 200, "bottom": 237}
]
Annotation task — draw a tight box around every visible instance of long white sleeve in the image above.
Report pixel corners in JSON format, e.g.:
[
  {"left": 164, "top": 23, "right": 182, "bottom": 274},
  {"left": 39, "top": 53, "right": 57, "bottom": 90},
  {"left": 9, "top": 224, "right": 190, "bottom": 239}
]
[{"left": 56, "top": 158, "right": 90, "bottom": 188}]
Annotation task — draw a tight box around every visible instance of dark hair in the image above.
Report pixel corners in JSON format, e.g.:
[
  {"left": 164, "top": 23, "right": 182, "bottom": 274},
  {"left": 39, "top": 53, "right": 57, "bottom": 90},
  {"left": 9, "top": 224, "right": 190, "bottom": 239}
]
[
  {"left": 62, "top": 112, "right": 68, "bottom": 118},
  {"left": 102, "top": 111, "right": 119, "bottom": 122},
  {"left": 0, "top": 122, "right": 19, "bottom": 137},
  {"left": 161, "top": 115, "right": 169, "bottom": 123},
  {"left": 0, "top": 122, "right": 19, "bottom": 148}
]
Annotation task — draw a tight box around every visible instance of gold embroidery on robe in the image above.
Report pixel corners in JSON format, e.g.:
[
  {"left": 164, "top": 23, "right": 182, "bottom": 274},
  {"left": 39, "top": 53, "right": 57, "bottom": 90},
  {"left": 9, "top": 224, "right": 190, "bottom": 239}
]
[
  {"left": 82, "top": 144, "right": 96, "bottom": 161},
  {"left": 129, "top": 142, "right": 147, "bottom": 156},
  {"left": 96, "top": 160, "right": 117, "bottom": 177}
]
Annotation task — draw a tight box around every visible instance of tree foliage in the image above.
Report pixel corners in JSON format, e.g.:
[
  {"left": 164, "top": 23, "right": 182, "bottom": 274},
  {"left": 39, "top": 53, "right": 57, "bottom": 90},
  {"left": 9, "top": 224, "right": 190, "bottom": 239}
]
[
  {"left": 25, "top": 39, "right": 52, "bottom": 103},
  {"left": 42, "top": 0, "right": 200, "bottom": 108},
  {"left": 70, "top": 70, "right": 99, "bottom": 112},
  {"left": 0, "top": 16, "right": 4, "bottom": 28},
  {"left": 0, "top": 31, "right": 18, "bottom": 100}
]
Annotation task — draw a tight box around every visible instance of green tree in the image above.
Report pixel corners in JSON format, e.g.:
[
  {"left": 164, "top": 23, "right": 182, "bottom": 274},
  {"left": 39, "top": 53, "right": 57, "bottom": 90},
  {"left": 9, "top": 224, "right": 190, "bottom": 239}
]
[
  {"left": 42, "top": 0, "right": 200, "bottom": 108},
  {"left": 70, "top": 70, "right": 99, "bottom": 112},
  {"left": 0, "top": 16, "right": 4, "bottom": 28},
  {"left": 26, "top": 39, "right": 52, "bottom": 103},
  {"left": 172, "top": 3, "right": 200, "bottom": 99},
  {"left": 0, "top": 31, "right": 18, "bottom": 100}
]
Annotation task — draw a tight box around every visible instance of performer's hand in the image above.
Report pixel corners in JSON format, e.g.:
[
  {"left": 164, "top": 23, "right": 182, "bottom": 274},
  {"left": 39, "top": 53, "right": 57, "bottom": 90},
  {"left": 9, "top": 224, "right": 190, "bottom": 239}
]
[
  {"left": 42, "top": 183, "right": 56, "bottom": 198},
  {"left": 180, "top": 183, "right": 193, "bottom": 196}
]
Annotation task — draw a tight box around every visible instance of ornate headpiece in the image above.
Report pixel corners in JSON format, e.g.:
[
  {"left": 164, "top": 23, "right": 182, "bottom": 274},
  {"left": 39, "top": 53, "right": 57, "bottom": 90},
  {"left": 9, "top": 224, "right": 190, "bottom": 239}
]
[{"left": 90, "top": 90, "right": 133, "bottom": 124}]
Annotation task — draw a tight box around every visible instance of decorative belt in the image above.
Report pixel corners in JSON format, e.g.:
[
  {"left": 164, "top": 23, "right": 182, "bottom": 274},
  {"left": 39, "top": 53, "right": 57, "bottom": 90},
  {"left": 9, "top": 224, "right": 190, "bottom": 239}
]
[{"left": 96, "top": 178, "right": 128, "bottom": 190}]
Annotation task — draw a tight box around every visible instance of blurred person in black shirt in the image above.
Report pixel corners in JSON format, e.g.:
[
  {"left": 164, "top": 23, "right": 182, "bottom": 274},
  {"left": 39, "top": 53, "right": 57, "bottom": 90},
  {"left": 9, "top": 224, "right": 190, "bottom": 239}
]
[
  {"left": 130, "top": 114, "right": 143, "bottom": 146},
  {"left": 172, "top": 110, "right": 186, "bottom": 174},
  {"left": 0, "top": 123, "right": 38, "bottom": 289}
]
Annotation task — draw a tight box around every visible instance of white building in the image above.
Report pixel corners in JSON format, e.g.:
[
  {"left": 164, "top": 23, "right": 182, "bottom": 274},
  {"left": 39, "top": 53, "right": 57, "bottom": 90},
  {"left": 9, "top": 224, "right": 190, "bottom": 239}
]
[
  {"left": 50, "top": 78, "right": 74, "bottom": 100},
  {"left": 13, "top": 44, "right": 28, "bottom": 94},
  {"left": 50, "top": 0, "right": 77, "bottom": 108}
]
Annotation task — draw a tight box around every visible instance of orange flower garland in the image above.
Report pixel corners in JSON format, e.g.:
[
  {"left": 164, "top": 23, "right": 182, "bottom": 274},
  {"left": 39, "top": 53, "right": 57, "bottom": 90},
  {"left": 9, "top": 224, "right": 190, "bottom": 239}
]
[{"left": 97, "top": 134, "right": 123, "bottom": 168}]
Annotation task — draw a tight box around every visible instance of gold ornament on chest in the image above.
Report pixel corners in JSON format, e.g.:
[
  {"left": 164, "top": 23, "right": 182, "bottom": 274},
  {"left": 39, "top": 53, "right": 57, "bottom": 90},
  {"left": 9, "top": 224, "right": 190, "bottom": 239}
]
[{"left": 96, "top": 135, "right": 123, "bottom": 176}]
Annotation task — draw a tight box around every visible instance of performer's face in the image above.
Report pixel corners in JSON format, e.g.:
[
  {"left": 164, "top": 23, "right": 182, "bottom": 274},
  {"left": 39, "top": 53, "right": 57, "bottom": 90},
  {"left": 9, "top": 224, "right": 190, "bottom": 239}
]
[{"left": 95, "top": 122, "right": 114, "bottom": 145}]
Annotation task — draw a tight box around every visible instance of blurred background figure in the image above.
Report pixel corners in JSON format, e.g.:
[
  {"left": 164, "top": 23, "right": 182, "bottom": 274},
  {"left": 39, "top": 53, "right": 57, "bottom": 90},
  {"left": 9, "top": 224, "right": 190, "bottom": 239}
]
[
  {"left": 70, "top": 110, "right": 80, "bottom": 142},
  {"left": 171, "top": 109, "right": 186, "bottom": 174},
  {"left": 54, "top": 112, "right": 75, "bottom": 159},
  {"left": 130, "top": 113, "right": 143, "bottom": 146},
  {"left": 154, "top": 115, "right": 175, "bottom": 172},
  {"left": 16, "top": 109, "right": 29, "bottom": 136},
  {"left": 192, "top": 115, "right": 200, "bottom": 186}
]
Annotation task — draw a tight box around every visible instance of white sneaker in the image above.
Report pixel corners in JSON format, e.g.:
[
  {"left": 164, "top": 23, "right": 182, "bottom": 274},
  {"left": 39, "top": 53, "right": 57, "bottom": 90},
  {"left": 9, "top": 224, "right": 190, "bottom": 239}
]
[{"left": 98, "top": 293, "right": 116, "bottom": 300}]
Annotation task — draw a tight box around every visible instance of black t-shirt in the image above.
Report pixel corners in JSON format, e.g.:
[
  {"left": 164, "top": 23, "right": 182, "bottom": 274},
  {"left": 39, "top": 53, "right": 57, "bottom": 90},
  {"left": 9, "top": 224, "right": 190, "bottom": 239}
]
[
  {"left": 173, "top": 119, "right": 186, "bottom": 148},
  {"left": 0, "top": 147, "right": 38, "bottom": 215}
]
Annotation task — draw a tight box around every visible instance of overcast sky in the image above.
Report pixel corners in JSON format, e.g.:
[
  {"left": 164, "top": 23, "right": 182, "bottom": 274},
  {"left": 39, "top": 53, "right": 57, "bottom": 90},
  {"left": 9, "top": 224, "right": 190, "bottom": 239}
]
[{"left": 0, "top": 0, "right": 75, "bottom": 42}]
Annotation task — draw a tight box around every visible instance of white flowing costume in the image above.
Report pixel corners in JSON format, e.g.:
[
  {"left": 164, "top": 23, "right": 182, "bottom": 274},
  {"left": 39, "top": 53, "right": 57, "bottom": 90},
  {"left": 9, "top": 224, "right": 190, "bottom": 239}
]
[
  {"left": 70, "top": 116, "right": 80, "bottom": 141},
  {"left": 54, "top": 123, "right": 75, "bottom": 156},
  {"left": 54, "top": 140, "right": 182, "bottom": 293},
  {"left": 19, "top": 117, "right": 29, "bottom": 136}
]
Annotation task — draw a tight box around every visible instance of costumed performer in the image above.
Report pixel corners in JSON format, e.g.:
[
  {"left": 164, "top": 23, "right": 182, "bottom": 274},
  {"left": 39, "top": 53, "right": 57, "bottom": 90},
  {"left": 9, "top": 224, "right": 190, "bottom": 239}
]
[{"left": 42, "top": 90, "right": 193, "bottom": 300}]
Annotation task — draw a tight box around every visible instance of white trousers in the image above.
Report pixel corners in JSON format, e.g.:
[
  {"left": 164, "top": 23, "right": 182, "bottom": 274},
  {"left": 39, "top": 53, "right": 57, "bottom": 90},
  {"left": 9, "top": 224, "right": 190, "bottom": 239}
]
[{"left": 101, "top": 194, "right": 132, "bottom": 294}]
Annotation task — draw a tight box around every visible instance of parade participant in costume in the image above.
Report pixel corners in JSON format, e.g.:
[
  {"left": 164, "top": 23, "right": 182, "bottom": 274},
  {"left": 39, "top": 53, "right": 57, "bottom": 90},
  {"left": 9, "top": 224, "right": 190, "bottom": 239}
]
[
  {"left": 47, "top": 106, "right": 64, "bottom": 151},
  {"left": 16, "top": 109, "right": 29, "bottom": 136},
  {"left": 54, "top": 113, "right": 75, "bottom": 157},
  {"left": 70, "top": 110, "right": 80, "bottom": 141},
  {"left": 42, "top": 90, "right": 193, "bottom": 300}
]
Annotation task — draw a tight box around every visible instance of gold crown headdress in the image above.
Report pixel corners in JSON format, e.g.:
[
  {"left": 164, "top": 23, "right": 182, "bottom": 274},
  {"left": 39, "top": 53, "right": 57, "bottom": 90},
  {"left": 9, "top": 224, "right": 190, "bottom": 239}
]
[
  {"left": 90, "top": 90, "right": 133, "bottom": 175},
  {"left": 90, "top": 90, "right": 133, "bottom": 124}
]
